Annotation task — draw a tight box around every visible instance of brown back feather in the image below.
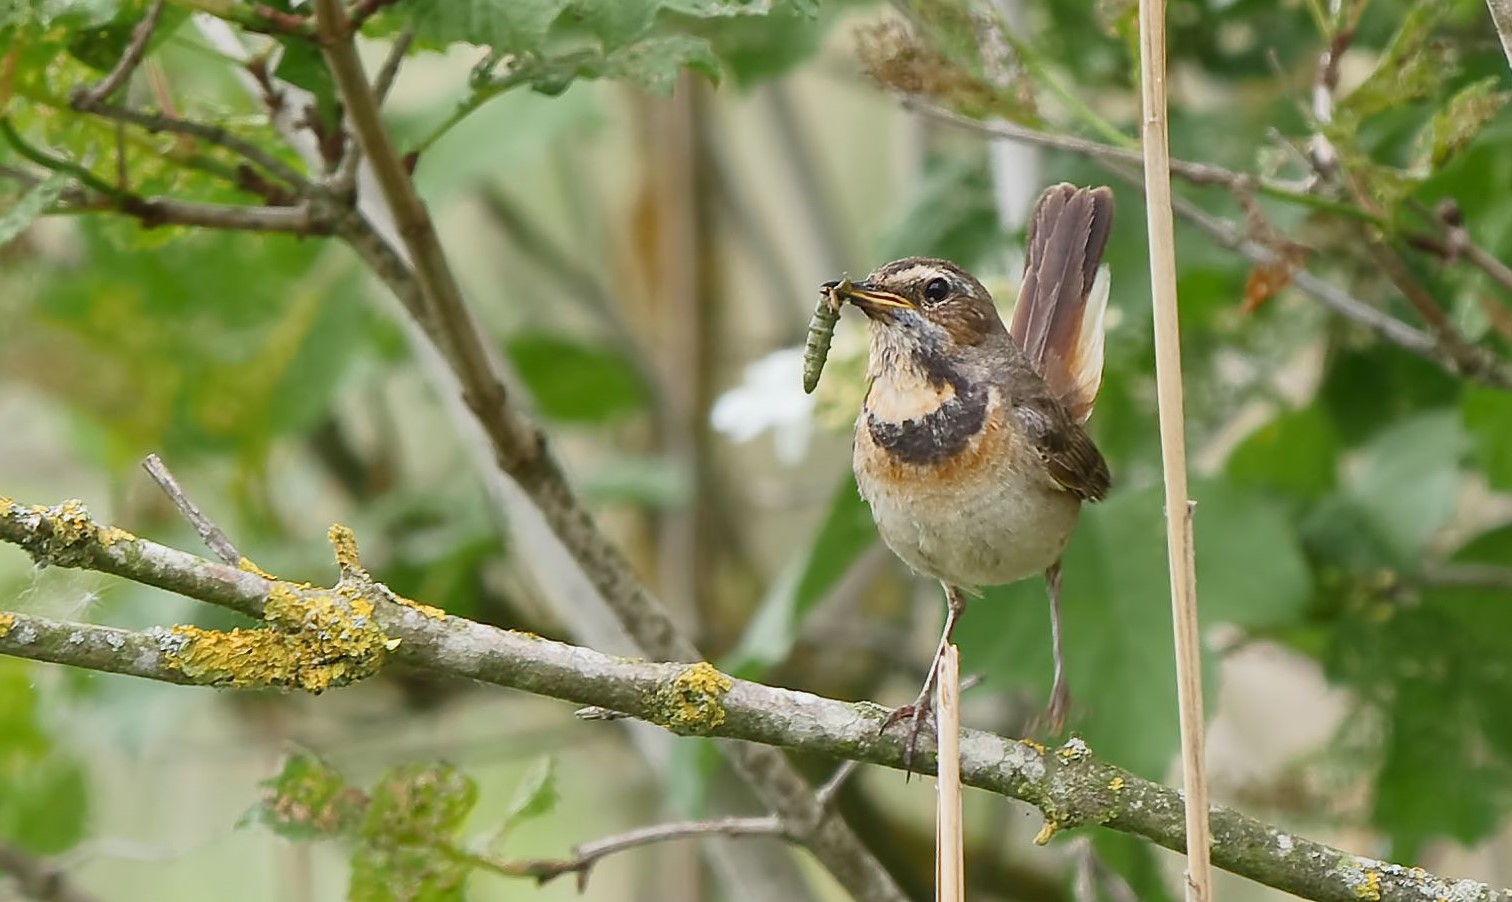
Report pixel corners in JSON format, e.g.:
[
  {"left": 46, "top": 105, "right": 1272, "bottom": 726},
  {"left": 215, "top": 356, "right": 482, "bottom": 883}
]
[{"left": 1008, "top": 184, "right": 1115, "bottom": 423}]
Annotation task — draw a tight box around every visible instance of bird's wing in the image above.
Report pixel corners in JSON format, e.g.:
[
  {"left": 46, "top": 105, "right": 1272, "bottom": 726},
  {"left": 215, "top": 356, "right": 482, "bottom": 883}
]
[
  {"left": 1010, "top": 393, "right": 1111, "bottom": 502},
  {"left": 1008, "top": 183, "right": 1114, "bottom": 424}
]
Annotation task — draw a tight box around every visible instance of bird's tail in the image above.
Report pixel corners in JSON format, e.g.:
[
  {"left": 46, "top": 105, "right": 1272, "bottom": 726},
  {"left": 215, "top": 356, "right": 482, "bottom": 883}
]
[{"left": 1008, "top": 183, "right": 1114, "bottom": 424}]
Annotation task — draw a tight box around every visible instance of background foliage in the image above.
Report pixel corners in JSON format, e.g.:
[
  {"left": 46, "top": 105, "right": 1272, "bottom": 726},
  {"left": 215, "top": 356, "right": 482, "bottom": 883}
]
[{"left": 2, "top": 0, "right": 1511, "bottom": 899}]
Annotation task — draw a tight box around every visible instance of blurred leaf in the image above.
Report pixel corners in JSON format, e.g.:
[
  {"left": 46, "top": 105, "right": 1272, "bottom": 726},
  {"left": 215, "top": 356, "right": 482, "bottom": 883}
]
[
  {"left": 593, "top": 34, "right": 720, "bottom": 93},
  {"left": 565, "top": 0, "right": 659, "bottom": 49},
  {"left": 1227, "top": 403, "right": 1341, "bottom": 499},
  {"left": 679, "top": 0, "right": 853, "bottom": 86},
  {"left": 351, "top": 763, "right": 478, "bottom": 902},
  {"left": 505, "top": 332, "right": 648, "bottom": 422},
  {"left": 65, "top": 0, "right": 187, "bottom": 71},
  {"left": 0, "top": 660, "right": 89, "bottom": 854},
  {"left": 500, "top": 757, "right": 558, "bottom": 833},
  {"left": 0, "top": 173, "right": 67, "bottom": 251},
  {"left": 724, "top": 474, "right": 875, "bottom": 677},
  {"left": 1414, "top": 78, "right": 1510, "bottom": 172},
  {"left": 1463, "top": 386, "right": 1512, "bottom": 491},
  {"left": 274, "top": 40, "right": 342, "bottom": 130},
  {"left": 1090, "top": 831, "right": 1176, "bottom": 902},
  {"left": 1320, "top": 344, "right": 1461, "bottom": 444},
  {"left": 1336, "top": 1, "right": 1451, "bottom": 123},
  {"left": 249, "top": 752, "right": 365, "bottom": 841},
  {"left": 408, "top": 0, "right": 569, "bottom": 55},
  {"left": 1344, "top": 409, "right": 1466, "bottom": 568},
  {"left": 580, "top": 455, "right": 691, "bottom": 508},
  {"left": 957, "top": 481, "right": 1310, "bottom": 778}
]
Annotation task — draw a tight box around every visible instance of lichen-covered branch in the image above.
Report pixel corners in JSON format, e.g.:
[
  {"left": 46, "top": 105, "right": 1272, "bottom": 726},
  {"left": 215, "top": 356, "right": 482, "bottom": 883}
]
[{"left": 1, "top": 498, "right": 1508, "bottom": 902}]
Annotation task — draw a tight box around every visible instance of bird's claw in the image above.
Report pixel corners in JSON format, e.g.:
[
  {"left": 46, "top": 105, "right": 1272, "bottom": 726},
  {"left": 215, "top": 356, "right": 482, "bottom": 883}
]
[{"left": 881, "top": 695, "right": 936, "bottom": 779}]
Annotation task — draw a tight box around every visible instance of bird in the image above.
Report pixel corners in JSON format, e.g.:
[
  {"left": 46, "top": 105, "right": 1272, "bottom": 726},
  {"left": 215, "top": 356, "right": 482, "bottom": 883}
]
[{"left": 824, "top": 182, "right": 1114, "bottom": 766}]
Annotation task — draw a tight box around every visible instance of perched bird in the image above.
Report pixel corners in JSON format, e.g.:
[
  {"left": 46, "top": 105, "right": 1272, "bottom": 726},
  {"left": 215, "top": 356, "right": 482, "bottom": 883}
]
[{"left": 826, "top": 183, "right": 1114, "bottom": 763}]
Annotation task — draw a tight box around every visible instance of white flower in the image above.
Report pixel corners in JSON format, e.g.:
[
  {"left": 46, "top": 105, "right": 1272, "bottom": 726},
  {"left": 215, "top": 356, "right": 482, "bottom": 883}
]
[{"left": 710, "top": 347, "right": 817, "bottom": 465}]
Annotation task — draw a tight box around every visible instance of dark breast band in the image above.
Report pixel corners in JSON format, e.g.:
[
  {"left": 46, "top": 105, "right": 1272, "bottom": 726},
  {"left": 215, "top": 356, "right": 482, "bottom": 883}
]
[{"left": 865, "top": 349, "right": 989, "bottom": 465}]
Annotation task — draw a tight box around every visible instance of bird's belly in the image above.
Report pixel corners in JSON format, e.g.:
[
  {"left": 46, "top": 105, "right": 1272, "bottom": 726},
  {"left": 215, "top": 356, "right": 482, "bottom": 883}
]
[{"left": 854, "top": 422, "right": 1080, "bottom": 589}]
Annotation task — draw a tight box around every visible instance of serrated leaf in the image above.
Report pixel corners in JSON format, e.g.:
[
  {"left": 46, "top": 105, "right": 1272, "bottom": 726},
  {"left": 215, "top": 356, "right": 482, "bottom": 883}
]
[
  {"left": 407, "top": 0, "right": 569, "bottom": 55},
  {"left": 500, "top": 757, "right": 557, "bottom": 832},
  {"left": 250, "top": 752, "right": 365, "bottom": 841},
  {"left": 1414, "top": 78, "right": 1509, "bottom": 172},
  {"left": 724, "top": 474, "right": 876, "bottom": 677},
  {"left": 505, "top": 333, "right": 648, "bottom": 422},
  {"left": 0, "top": 172, "right": 67, "bottom": 251}
]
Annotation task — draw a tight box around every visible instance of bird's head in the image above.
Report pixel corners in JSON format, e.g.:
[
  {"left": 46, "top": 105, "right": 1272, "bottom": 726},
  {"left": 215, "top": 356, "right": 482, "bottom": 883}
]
[{"left": 824, "top": 257, "right": 1007, "bottom": 375}]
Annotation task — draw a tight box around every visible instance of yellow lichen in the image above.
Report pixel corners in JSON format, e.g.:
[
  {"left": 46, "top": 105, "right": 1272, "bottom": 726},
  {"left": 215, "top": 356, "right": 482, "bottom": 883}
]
[
  {"left": 98, "top": 526, "right": 134, "bottom": 546},
  {"left": 1033, "top": 821, "right": 1059, "bottom": 845},
  {"left": 0, "top": 612, "right": 13, "bottom": 639},
  {"left": 1020, "top": 738, "right": 1047, "bottom": 754},
  {"left": 327, "top": 524, "right": 362, "bottom": 572},
  {"left": 1108, "top": 776, "right": 1125, "bottom": 792},
  {"left": 1356, "top": 870, "right": 1381, "bottom": 901},
  {"left": 394, "top": 594, "right": 446, "bottom": 620},
  {"left": 657, "top": 662, "right": 733, "bottom": 734},
  {"left": 238, "top": 557, "right": 279, "bottom": 580},
  {"left": 163, "top": 583, "right": 389, "bottom": 693}
]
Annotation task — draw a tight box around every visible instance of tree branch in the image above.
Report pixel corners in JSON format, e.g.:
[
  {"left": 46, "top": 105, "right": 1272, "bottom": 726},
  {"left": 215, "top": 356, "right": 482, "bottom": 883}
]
[
  {"left": 1, "top": 498, "right": 1509, "bottom": 902},
  {"left": 72, "top": 0, "right": 166, "bottom": 108},
  {"left": 304, "top": 4, "right": 910, "bottom": 897}
]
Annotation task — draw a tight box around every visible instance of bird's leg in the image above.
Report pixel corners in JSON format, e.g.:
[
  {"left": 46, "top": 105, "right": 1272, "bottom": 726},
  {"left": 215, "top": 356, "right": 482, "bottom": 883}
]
[
  {"left": 882, "top": 582, "right": 969, "bottom": 776},
  {"left": 1042, "top": 560, "right": 1071, "bottom": 735}
]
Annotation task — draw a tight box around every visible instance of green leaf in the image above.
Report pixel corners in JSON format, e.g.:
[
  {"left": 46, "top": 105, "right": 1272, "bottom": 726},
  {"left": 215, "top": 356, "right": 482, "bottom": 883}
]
[
  {"left": 1226, "top": 403, "right": 1341, "bottom": 499},
  {"left": 724, "top": 474, "right": 876, "bottom": 677},
  {"left": 1090, "top": 831, "right": 1177, "bottom": 902},
  {"left": 601, "top": 34, "right": 720, "bottom": 94},
  {"left": 408, "top": 0, "right": 570, "bottom": 55},
  {"left": 274, "top": 40, "right": 342, "bottom": 131},
  {"left": 1336, "top": 1, "right": 1451, "bottom": 123},
  {"left": 1414, "top": 78, "right": 1510, "bottom": 172},
  {"left": 249, "top": 752, "right": 365, "bottom": 841},
  {"left": 0, "top": 172, "right": 67, "bottom": 251},
  {"left": 1344, "top": 409, "right": 1466, "bottom": 568},
  {"left": 500, "top": 757, "right": 557, "bottom": 832},
  {"left": 957, "top": 481, "right": 1310, "bottom": 778},
  {"left": 505, "top": 333, "right": 648, "bottom": 422},
  {"left": 1463, "top": 386, "right": 1512, "bottom": 491},
  {"left": 563, "top": 0, "right": 658, "bottom": 50},
  {"left": 0, "top": 659, "right": 89, "bottom": 854},
  {"left": 350, "top": 763, "right": 477, "bottom": 902}
]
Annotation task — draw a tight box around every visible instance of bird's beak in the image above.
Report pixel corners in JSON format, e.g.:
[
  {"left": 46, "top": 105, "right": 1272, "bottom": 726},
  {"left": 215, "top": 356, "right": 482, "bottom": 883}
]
[{"left": 824, "top": 277, "right": 914, "bottom": 316}]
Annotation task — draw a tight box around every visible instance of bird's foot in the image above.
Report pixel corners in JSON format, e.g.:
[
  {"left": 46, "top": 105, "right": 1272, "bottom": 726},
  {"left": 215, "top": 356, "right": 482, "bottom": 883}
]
[
  {"left": 880, "top": 689, "right": 936, "bottom": 780},
  {"left": 1027, "top": 681, "right": 1073, "bottom": 739}
]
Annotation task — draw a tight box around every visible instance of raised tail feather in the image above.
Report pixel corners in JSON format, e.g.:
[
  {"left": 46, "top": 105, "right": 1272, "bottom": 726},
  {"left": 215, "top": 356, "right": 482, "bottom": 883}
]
[{"left": 1008, "top": 183, "right": 1114, "bottom": 424}]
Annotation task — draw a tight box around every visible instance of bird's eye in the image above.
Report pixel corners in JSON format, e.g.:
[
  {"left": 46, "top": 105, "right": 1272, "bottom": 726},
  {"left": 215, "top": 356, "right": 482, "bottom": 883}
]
[{"left": 923, "top": 277, "right": 950, "bottom": 304}]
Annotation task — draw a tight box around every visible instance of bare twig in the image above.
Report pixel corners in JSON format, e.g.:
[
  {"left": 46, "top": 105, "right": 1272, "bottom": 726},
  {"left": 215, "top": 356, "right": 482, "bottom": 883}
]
[
  {"left": 1137, "top": 1, "right": 1213, "bottom": 899},
  {"left": 814, "top": 759, "right": 862, "bottom": 809},
  {"left": 935, "top": 644, "right": 964, "bottom": 902},
  {"left": 1421, "top": 564, "right": 1512, "bottom": 591},
  {"left": 73, "top": 0, "right": 166, "bottom": 108},
  {"left": 525, "top": 817, "right": 784, "bottom": 890},
  {"left": 141, "top": 454, "right": 243, "bottom": 565},
  {"left": 4, "top": 501, "right": 1512, "bottom": 902},
  {"left": 372, "top": 28, "right": 412, "bottom": 107},
  {"left": 0, "top": 842, "right": 109, "bottom": 902}
]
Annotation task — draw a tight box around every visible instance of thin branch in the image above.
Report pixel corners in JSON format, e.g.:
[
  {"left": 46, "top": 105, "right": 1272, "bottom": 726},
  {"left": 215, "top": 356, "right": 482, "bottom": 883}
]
[
  {"left": 522, "top": 816, "right": 784, "bottom": 890},
  {"left": 3, "top": 500, "right": 1511, "bottom": 902},
  {"left": 73, "top": 0, "right": 166, "bottom": 108},
  {"left": 141, "top": 454, "right": 243, "bottom": 565},
  {"left": 0, "top": 842, "right": 109, "bottom": 902},
  {"left": 1137, "top": 1, "right": 1213, "bottom": 899},
  {"left": 71, "top": 100, "right": 309, "bottom": 191}
]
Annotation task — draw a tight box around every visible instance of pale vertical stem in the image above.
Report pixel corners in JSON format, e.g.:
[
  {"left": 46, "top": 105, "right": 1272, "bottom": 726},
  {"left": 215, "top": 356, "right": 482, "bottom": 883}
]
[
  {"left": 935, "top": 644, "right": 964, "bottom": 902},
  {"left": 1136, "top": 0, "right": 1214, "bottom": 900}
]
